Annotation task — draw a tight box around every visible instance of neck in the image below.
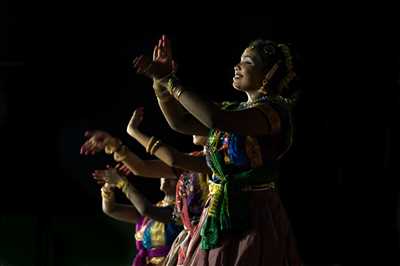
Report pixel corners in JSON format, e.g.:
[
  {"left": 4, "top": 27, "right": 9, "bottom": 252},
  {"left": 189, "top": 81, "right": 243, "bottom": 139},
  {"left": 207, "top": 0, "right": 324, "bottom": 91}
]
[
  {"left": 245, "top": 90, "right": 268, "bottom": 103},
  {"left": 164, "top": 194, "right": 175, "bottom": 201}
]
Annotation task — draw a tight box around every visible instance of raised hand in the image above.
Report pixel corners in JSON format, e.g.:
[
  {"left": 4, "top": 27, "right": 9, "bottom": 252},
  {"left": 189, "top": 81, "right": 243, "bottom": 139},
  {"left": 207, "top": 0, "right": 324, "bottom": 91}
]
[
  {"left": 126, "top": 107, "right": 144, "bottom": 137},
  {"left": 132, "top": 35, "right": 176, "bottom": 80},
  {"left": 80, "top": 130, "right": 116, "bottom": 155},
  {"left": 92, "top": 167, "right": 128, "bottom": 188}
]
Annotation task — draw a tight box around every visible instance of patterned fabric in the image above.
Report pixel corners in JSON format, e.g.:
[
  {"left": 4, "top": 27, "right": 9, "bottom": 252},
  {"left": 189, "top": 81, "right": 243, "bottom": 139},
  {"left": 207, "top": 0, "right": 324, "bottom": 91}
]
[
  {"left": 173, "top": 151, "right": 209, "bottom": 233},
  {"left": 168, "top": 151, "right": 209, "bottom": 265},
  {"left": 200, "top": 98, "right": 293, "bottom": 250},
  {"left": 133, "top": 199, "right": 181, "bottom": 266}
]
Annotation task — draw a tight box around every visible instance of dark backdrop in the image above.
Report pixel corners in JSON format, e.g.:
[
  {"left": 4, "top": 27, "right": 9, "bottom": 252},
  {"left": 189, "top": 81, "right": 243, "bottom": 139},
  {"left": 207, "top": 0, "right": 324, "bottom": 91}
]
[{"left": 1, "top": 5, "right": 399, "bottom": 266}]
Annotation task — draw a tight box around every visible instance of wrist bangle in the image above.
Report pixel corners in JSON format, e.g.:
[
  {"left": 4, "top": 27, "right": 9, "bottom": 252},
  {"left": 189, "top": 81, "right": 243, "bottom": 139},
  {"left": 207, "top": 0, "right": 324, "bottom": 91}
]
[
  {"left": 149, "top": 139, "right": 162, "bottom": 155},
  {"left": 101, "top": 190, "right": 113, "bottom": 200},
  {"left": 121, "top": 182, "right": 131, "bottom": 194},
  {"left": 146, "top": 137, "right": 156, "bottom": 153},
  {"left": 172, "top": 86, "right": 185, "bottom": 100},
  {"left": 116, "top": 178, "right": 128, "bottom": 190},
  {"left": 166, "top": 75, "right": 180, "bottom": 94},
  {"left": 104, "top": 138, "right": 122, "bottom": 154},
  {"left": 113, "top": 145, "right": 128, "bottom": 162}
]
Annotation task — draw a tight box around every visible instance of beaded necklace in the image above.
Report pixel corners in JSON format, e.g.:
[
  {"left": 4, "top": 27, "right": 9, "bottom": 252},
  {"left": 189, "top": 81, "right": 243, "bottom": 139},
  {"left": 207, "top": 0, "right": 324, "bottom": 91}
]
[{"left": 237, "top": 95, "right": 270, "bottom": 110}]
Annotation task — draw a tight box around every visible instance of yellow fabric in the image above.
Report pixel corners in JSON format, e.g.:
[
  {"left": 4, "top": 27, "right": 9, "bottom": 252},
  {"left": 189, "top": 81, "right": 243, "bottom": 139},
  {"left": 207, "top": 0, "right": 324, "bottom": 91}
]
[
  {"left": 134, "top": 199, "right": 175, "bottom": 245},
  {"left": 149, "top": 221, "right": 166, "bottom": 247},
  {"left": 207, "top": 181, "right": 222, "bottom": 217},
  {"left": 134, "top": 217, "right": 149, "bottom": 241},
  {"left": 147, "top": 255, "right": 165, "bottom": 265}
]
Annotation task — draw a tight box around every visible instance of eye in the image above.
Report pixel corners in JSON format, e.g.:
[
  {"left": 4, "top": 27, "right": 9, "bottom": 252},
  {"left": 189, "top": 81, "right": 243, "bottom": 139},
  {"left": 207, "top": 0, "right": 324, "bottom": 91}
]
[{"left": 241, "top": 58, "right": 254, "bottom": 65}]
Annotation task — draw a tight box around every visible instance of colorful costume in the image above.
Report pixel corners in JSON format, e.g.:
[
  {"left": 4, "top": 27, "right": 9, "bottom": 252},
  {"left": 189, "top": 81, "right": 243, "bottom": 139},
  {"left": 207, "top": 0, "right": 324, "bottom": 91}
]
[
  {"left": 163, "top": 151, "right": 209, "bottom": 266},
  {"left": 133, "top": 199, "right": 181, "bottom": 266},
  {"left": 182, "top": 97, "right": 302, "bottom": 266}
]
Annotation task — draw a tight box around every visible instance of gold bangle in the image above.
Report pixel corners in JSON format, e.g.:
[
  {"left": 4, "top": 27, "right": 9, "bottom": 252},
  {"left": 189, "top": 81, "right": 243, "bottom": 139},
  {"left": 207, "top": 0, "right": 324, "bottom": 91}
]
[
  {"left": 113, "top": 145, "right": 128, "bottom": 162},
  {"left": 149, "top": 139, "right": 162, "bottom": 155},
  {"left": 122, "top": 181, "right": 129, "bottom": 193},
  {"left": 116, "top": 178, "right": 128, "bottom": 190},
  {"left": 166, "top": 75, "right": 180, "bottom": 94},
  {"left": 104, "top": 138, "right": 122, "bottom": 154},
  {"left": 172, "top": 86, "right": 185, "bottom": 100},
  {"left": 145, "top": 137, "right": 156, "bottom": 153},
  {"left": 101, "top": 190, "right": 113, "bottom": 200}
]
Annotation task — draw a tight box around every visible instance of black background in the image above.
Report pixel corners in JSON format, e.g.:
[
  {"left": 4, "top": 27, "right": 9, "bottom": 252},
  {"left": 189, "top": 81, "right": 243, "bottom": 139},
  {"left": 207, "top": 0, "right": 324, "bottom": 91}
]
[{"left": 1, "top": 4, "right": 399, "bottom": 266}]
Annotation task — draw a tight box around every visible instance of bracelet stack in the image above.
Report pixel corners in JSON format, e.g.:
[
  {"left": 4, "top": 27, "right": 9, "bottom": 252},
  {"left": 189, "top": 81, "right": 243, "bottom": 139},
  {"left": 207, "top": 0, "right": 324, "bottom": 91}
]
[
  {"left": 166, "top": 75, "right": 185, "bottom": 100},
  {"left": 146, "top": 137, "right": 163, "bottom": 155}
]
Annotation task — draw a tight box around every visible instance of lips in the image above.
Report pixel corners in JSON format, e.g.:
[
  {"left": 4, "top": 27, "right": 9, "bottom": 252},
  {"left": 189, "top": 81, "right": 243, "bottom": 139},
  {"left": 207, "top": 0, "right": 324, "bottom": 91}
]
[{"left": 233, "top": 72, "right": 242, "bottom": 80}]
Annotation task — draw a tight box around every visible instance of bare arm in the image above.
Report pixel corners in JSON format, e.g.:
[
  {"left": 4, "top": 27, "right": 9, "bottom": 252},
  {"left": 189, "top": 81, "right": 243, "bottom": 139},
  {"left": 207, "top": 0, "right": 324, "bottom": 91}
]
[
  {"left": 121, "top": 181, "right": 173, "bottom": 223},
  {"left": 171, "top": 86, "right": 280, "bottom": 136},
  {"left": 80, "top": 130, "right": 177, "bottom": 179},
  {"left": 132, "top": 35, "right": 278, "bottom": 136},
  {"left": 96, "top": 172, "right": 173, "bottom": 224},
  {"left": 121, "top": 151, "right": 178, "bottom": 179},
  {"left": 153, "top": 81, "right": 209, "bottom": 135},
  {"left": 126, "top": 108, "right": 211, "bottom": 174},
  {"left": 101, "top": 185, "right": 141, "bottom": 223}
]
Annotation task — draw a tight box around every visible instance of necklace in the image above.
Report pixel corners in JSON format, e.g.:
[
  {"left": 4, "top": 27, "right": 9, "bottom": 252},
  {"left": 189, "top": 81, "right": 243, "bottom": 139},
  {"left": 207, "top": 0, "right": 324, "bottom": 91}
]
[{"left": 238, "top": 95, "right": 269, "bottom": 110}]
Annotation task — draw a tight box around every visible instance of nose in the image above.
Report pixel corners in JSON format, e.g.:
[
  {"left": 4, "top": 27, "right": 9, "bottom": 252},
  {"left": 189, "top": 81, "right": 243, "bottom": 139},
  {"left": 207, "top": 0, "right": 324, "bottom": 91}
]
[{"left": 234, "top": 63, "right": 241, "bottom": 72}]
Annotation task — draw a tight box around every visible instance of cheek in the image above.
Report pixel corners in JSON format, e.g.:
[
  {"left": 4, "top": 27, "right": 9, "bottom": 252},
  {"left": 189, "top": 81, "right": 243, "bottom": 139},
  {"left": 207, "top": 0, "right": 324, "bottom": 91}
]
[{"left": 248, "top": 71, "right": 264, "bottom": 87}]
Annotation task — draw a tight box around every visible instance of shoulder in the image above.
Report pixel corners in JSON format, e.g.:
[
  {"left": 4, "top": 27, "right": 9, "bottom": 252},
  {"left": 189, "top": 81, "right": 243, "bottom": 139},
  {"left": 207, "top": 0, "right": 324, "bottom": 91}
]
[{"left": 253, "top": 103, "right": 281, "bottom": 135}]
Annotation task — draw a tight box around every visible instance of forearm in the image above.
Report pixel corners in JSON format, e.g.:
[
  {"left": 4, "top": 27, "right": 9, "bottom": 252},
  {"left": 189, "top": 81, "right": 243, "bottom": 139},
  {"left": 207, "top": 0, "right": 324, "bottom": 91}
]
[
  {"left": 102, "top": 199, "right": 140, "bottom": 224},
  {"left": 130, "top": 128, "right": 184, "bottom": 167},
  {"left": 102, "top": 197, "right": 116, "bottom": 213},
  {"left": 160, "top": 77, "right": 221, "bottom": 129},
  {"left": 153, "top": 81, "right": 209, "bottom": 135},
  {"left": 157, "top": 96, "right": 203, "bottom": 134},
  {"left": 166, "top": 82, "right": 274, "bottom": 135},
  {"left": 120, "top": 182, "right": 172, "bottom": 223},
  {"left": 109, "top": 142, "right": 175, "bottom": 178},
  {"left": 175, "top": 88, "right": 221, "bottom": 129},
  {"left": 130, "top": 129, "right": 210, "bottom": 173},
  {"left": 120, "top": 182, "right": 151, "bottom": 215},
  {"left": 120, "top": 149, "right": 150, "bottom": 176}
]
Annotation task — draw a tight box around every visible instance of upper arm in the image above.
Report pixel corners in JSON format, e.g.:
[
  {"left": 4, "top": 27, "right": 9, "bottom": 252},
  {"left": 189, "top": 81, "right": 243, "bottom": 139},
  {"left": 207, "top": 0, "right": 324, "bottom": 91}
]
[
  {"left": 158, "top": 98, "right": 209, "bottom": 136},
  {"left": 137, "top": 160, "right": 178, "bottom": 179},
  {"left": 143, "top": 205, "right": 174, "bottom": 224},
  {"left": 103, "top": 203, "right": 141, "bottom": 224},
  {"left": 175, "top": 113, "right": 210, "bottom": 136},
  {"left": 212, "top": 105, "right": 281, "bottom": 136},
  {"left": 173, "top": 153, "right": 212, "bottom": 175}
]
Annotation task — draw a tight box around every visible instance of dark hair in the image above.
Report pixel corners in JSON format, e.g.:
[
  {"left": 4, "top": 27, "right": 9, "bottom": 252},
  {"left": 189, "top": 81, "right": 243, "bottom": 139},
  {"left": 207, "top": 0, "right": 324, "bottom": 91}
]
[{"left": 248, "top": 39, "right": 297, "bottom": 100}]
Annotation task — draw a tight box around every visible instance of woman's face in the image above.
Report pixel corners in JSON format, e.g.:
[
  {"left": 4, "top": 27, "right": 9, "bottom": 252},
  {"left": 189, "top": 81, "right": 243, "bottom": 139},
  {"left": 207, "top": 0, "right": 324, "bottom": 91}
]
[
  {"left": 232, "top": 48, "right": 266, "bottom": 92},
  {"left": 160, "top": 178, "right": 177, "bottom": 195},
  {"left": 192, "top": 135, "right": 207, "bottom": 146}
]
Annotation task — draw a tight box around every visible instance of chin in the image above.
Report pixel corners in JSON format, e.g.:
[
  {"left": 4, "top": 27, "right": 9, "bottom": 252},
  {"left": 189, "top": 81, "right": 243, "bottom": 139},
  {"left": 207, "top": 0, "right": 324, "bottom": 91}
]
[
  {"left": 232, "top": 82, "right": 241, "bottom": 91},
  {"left": 233, "top": 80, "right": 248, "bottom": 91}
]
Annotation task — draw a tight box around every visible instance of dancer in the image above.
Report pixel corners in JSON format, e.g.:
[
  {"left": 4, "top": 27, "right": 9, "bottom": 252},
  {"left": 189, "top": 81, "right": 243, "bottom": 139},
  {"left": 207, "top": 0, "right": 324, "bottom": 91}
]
[{"left": 132, "top": 35, "right": 302, "bottom": 265}]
